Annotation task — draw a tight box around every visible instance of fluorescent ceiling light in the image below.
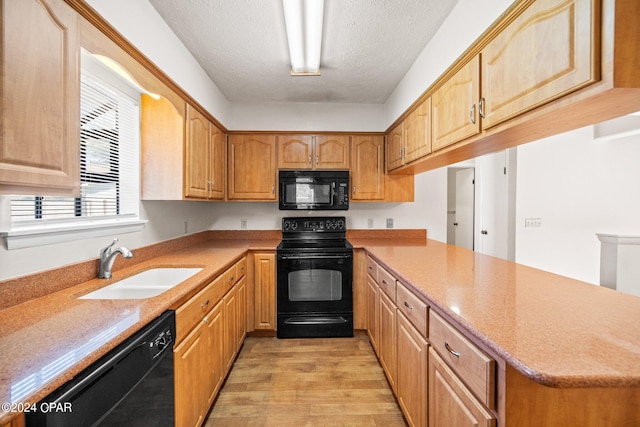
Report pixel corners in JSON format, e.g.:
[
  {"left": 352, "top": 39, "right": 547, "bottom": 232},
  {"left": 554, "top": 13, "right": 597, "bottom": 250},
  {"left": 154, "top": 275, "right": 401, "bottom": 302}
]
[{"left": 283, "top": 0, "right": 324, "bottom": 75}]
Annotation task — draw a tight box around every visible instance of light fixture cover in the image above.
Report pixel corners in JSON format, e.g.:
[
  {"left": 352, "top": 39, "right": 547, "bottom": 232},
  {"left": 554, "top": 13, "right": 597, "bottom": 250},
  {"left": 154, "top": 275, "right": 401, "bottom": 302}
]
[{"left": 283, "top": 0, "right": 324, "bottom": 75}]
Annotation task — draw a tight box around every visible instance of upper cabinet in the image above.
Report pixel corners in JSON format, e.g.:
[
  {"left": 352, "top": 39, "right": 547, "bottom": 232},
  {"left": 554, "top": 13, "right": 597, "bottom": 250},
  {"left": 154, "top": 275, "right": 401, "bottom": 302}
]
[
  {"left": 481, "top": 0, "right": 599, "bottom": 128},
  {"left": 432, "top": 56, "right": 481, "bottom": 151},
  {"left": 387, "top": 98, "right": 432, "bottom": 172},
  {"left": 277, "top": 135, "right": 350, "bottom": 170},
  {"left": 228, "top": 134, "right": 277, "bottom": 200},
  {"left": 185, "top": 105, "right": 225, "bottom": 200},
  {"left": 1, "top": 0, "right": 80, "bottom": 196}
]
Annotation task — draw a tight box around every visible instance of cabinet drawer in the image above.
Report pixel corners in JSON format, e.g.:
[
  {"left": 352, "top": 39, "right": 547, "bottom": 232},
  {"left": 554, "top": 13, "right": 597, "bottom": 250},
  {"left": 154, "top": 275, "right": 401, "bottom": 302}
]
[
  {"left": 365, "top": 255, "right": 377, "bottom": 281},
  {"left": 236, "top": 256, "right": 247, "bottom": 279},
  {"left": 396, "top": 282, "right": 427, "bottom": 337},
  {"left": 429, "top": 310, "right": 495, "bottom": 409},
  {"left": 377, "top": 265, "right": 397, "bottom": 303},
  {"left": 176, "top": 274, "right": 225, "bottom": 343}
]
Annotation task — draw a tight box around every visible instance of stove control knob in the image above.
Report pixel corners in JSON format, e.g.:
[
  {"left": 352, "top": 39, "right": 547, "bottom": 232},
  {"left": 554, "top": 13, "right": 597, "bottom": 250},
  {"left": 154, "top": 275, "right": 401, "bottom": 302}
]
[
  {"left": 337, "top": 220, "right": 345, "bottom": 230},
  {"left": 284, "top": 220, "right": 297, "bottom": 231}
]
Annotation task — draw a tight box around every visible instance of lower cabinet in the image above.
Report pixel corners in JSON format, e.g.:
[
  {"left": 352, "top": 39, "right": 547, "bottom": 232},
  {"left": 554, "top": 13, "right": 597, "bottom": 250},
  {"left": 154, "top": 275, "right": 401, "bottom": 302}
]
[
  {"left": 378, "top": 290, "right": 397, "bottom": 393},
  {"left": 396, "top": 313, "right": 428, "bottom": 427},
  {"left": 365, "top": 275, "right": 379, "bottom": 356},
  {"left": 253, "top": 252, "right": 276, "bottom": 331},
  {"left": 429, "top": 348, "right": 496, "bottom": 427},
  {"left": 174, "top": 257, "right": 247, "bottom": 427}
]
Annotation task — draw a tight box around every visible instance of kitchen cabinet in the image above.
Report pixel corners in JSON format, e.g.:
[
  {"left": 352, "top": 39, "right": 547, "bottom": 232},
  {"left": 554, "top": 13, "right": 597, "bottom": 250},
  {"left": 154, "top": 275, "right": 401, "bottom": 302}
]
[
  {"left": 253, "top": 252, "right": 276, "bottom": 331},
  {"left": 386, "top": 121, "right": 405, "bottom": 171},
  {"left": 1, "top": 0, "right": 80, "bottom": 196},
  {"left": 277, "top": 135, "right": 350, "bottom": 170},
  {"left": 350, "top": 135, "right": 415, "bottom": 202},
  {"left": 378, "top": 285, "right": 397, "bottom": 393},
  {"left": 227, "top": 134, "right": 277, "bottom": 200},
  {"left": 366, "top": 276, "right": 379, "bottom": 355},
  {"left": 397, "top": 312, "right": 428, "bottom": 427},
  {"left": 174, "top": 257, "right": 246, "bottom": 427},
  {"left": 185, "top": 104, "right": 225, "bottom": 200},
  {"left": 481, "top": 0, "right": 598, "bottom": 129},
  {"left": 429, "top": 348, "right": 496, "bottom": 427},
  {"left": 432, "top": 55, "right": 481, "bottom": 151},
  {"left": 386, "top": 99, "right": 431, "bottom": 172}
]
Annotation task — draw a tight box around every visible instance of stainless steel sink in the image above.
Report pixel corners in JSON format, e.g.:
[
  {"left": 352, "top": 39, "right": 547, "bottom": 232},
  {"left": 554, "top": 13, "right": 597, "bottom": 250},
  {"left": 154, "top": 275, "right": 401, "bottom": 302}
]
[{"left": 79, "top": 267, "right": 203, "bottom": 299}]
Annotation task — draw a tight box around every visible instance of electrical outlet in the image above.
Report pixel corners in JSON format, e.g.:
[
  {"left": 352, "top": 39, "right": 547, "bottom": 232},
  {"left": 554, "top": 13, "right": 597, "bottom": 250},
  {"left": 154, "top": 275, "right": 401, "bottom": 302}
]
[
  {"left": 524, "top": 218, "right": 542, "bottom": 228},
  {"left": 241, "top": 218, "right": 247, "bottom": 229},
  {"left": 367, "top": 218, "right": 374, "bottom": 229},
  {"left": 386, "top": 218, "right": 394, "bottom": 229}
]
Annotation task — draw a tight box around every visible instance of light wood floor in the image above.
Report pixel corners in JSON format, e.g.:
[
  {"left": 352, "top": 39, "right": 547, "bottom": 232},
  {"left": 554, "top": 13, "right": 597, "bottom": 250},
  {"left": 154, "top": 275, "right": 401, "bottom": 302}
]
[{"left": 205, "top": 332, "right": 408, "bottom": 426}]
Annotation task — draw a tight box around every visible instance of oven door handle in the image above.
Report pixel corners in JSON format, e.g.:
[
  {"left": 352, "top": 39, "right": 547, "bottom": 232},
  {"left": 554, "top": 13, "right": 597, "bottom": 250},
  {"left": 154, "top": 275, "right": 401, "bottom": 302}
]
[{"left": 278, "top": 254, "right": 352, "bottom": 260}]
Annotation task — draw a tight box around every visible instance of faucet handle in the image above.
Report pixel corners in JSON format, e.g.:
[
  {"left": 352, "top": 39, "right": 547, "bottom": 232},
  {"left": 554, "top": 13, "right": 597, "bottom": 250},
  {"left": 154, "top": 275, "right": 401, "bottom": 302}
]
[{"left": 100, "top": 238, "right": 118, "bottom": 257}]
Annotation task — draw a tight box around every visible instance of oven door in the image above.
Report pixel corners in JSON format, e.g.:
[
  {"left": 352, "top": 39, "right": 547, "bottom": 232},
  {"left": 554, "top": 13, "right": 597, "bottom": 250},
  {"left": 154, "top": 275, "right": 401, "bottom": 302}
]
[{"left": 277, "top": 252, "right": 353, "bottom": 315}]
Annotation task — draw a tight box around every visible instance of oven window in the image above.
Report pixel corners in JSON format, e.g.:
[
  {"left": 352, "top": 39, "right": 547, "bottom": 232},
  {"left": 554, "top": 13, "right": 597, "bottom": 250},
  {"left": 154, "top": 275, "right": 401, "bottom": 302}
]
[
  {"left": 288, "top": 269, "right": 343, "bottom": 301},
  {"left": 285, "top": 183, "right": 331, "bottom": 205}
]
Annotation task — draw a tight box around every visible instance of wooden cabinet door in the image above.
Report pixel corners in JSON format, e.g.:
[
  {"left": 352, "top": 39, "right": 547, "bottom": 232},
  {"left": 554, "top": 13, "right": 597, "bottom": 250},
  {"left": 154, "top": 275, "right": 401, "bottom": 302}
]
[
  {"left": 432, "top": 55, "right": 481, "bottom": 151},
  {"left": 277, "top": 135, "right": 313, "bottom": 169},
  {"left": 204, "top": 300, "right": 225, "bottom": 407},
  {"left": 185, "top": 105, "right": 210, "bottom": 199},
  {"left": 386, "top": 121, "right": 405, "bottom": 171},
  {"left": 481, "top": 0, "right": 598, "bottom": 129},
  {"left": 397, "top": 313, "right": 428, "bottom": 427},
  {"left": 314, "top": 135, "right": 350, "bottom": 169},
  {"left": 366, "top": 276, "right": 379, "bottom": 355},
  {"left": 254, "top": 252, "right": 276, "bottom": 330},
  {"left": 378, "top": 290, "right": 397, "bottom": 393},
  {"left": 1, "top": 0, "right": 80, "bottom": 196},
  {"left": 404, "top": 98, "right": 432, "bottom": 163},
  {"left": 351, "top": 136, "right": 384, "bottom": 200},
  {"left": 236, "top": 277, "right": 247, "bottom": 348},
  {"left": 209, "top": 124, "right": 226, "bottom": 200},
  {"left": 429, "top": 348, "right": 496, "bottom": 427},
  {"left": 175, "top": 322, "right": 207, "bottom": 427},
  {"left": 223, "top": 286, "right": 238, "bottom": 372},
  {"left": 228, "top": 135, "right": 277, "bottom": 200}
]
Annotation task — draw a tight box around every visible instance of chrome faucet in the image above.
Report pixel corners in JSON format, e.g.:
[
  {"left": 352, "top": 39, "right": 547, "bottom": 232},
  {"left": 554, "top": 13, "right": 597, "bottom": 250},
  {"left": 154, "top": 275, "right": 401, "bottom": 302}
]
[{"left": 99, "top": 238, "right": 134, "bottom": 279}]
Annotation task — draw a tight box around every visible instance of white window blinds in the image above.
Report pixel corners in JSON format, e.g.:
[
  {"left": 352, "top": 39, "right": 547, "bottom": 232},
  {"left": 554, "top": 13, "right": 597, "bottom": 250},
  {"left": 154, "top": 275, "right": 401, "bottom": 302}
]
[{"left": 10, "top": 71, "right": 140, "bottom": 223}]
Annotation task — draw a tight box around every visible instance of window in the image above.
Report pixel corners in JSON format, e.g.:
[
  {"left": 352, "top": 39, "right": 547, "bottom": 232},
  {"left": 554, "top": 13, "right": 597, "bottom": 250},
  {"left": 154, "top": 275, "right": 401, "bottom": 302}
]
[{"left": 3, "top": 51, "right": 145, "bottom": 249}]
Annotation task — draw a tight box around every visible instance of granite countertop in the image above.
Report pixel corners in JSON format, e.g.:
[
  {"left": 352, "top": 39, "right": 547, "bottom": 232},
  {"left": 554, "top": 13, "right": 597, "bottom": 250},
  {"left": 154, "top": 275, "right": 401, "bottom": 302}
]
[
  {"left": 2, "top": 232, "right": 640, "bottom": 424},
  {"left": 0, "top": 236, "right": 279, "bottom": 424},
  {"left": 349, "top": 237, "right": 640, "bottom": 389}
]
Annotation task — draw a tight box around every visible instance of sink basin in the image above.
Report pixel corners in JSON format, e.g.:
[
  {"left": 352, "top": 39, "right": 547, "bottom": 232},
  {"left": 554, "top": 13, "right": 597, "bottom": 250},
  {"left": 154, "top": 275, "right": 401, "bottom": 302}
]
[{"left": 79, "top": 267, "right": 203, "bottom": 300}]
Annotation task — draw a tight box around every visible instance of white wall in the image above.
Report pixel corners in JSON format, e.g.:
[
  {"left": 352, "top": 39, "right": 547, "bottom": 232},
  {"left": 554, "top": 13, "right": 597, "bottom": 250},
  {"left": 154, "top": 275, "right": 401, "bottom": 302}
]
[
  {"left": 515, "top": 126, "right": 640, "bottom": 285},
  {"left": 85, "top": 0, "right": 230, "bottom": 125}
]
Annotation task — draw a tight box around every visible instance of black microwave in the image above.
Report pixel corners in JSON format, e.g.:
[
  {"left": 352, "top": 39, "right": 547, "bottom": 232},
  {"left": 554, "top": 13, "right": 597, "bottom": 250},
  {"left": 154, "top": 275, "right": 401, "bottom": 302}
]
[{"left": 279, "top": 170, "right": 349, "bottom": 210}]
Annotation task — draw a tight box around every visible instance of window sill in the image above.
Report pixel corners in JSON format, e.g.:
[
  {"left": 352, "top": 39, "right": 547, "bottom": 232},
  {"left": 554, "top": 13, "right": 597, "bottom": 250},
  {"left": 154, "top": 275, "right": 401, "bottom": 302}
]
[{"left": 1, "top": 219, "right": 147, "bottom": 250}]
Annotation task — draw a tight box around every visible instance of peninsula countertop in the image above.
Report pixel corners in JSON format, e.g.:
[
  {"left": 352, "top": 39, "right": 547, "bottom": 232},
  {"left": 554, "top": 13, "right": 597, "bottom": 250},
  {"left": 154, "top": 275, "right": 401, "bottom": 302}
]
[{"left": 349, "top": 237, "right": 640, "bottom": 389}]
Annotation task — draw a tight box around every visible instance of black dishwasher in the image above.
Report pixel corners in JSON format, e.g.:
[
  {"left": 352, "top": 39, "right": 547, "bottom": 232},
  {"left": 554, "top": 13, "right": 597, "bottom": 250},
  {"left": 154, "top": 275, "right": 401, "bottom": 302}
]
[{"left": 26, "top": 310, "right": 175, "bottom": 427}]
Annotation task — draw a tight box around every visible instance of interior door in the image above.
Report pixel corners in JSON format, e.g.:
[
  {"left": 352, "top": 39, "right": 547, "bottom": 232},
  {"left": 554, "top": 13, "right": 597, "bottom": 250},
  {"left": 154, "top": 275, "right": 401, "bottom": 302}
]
[
  {"left": 455, "top": 168, "right": 475, "bottom": 250},
  {"left": 475, "top": 151, "right": 508, "bottom": 258}
]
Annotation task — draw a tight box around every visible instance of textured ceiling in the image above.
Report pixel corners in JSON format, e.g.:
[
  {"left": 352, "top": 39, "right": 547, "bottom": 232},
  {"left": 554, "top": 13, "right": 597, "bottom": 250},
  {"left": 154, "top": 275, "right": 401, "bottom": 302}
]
[{"left": 148, "top": 0, "right": 459, "bottom": 103}]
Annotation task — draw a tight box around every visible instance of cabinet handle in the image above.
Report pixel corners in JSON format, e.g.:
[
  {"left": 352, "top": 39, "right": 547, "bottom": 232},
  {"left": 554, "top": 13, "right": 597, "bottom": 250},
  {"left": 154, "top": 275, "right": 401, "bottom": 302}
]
[
  {"left": 382, "top": 280, "right": 388, "bottom": 286},
  {"left": 316, "top": 154, "right": 319, "bottom": 165},
  {"left": 469, "top": 104, "right": 476, "bottom": 124},
  {"left": 201, "top": 299, "right": 210, "bottom": 309},
  {"left": 403, "top": 301, "right": 413, "bottom": 311},
  {"left": 479, "top": 97, "right": 486, "bottom": 119},
  {"left": 229, "top": 276, "right": 234, "bottom": 283},
  {"left": 203, "top": 315, "right": 209, "bottom": 324},
  {"left": 445, "top": 342, "right": 461, "bottom": 358},
  {"left": 352, "top": 185, "right": 356, "bottom": 195},
  {"left": 308, "top": 155, "right": 312, "bottom": 164},
  {"left": 272, "top": 184, "right": 275, "bottom": 194}
]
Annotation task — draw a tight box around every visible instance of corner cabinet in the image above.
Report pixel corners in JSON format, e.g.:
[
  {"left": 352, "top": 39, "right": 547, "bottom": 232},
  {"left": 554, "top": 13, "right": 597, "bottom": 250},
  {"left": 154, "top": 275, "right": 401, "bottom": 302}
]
[
  {"left": 1, "top": 0, "right": 80, "bottom": 196},
  {"left": 352, "top": 135, "right": 414, "bottom": 202},
  {"left": 227, "top": 134, "right": 277, "bottom": 200},
  {"left": 185, "top": 104, "right": 225, "bottom": 200}
]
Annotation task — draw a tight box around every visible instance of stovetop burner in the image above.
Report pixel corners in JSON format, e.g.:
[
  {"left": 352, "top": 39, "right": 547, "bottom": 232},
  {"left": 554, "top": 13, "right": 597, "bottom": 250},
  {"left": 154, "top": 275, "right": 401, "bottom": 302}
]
[{"left": 277, "top": 216, "right": 351, "bottom": 253}]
